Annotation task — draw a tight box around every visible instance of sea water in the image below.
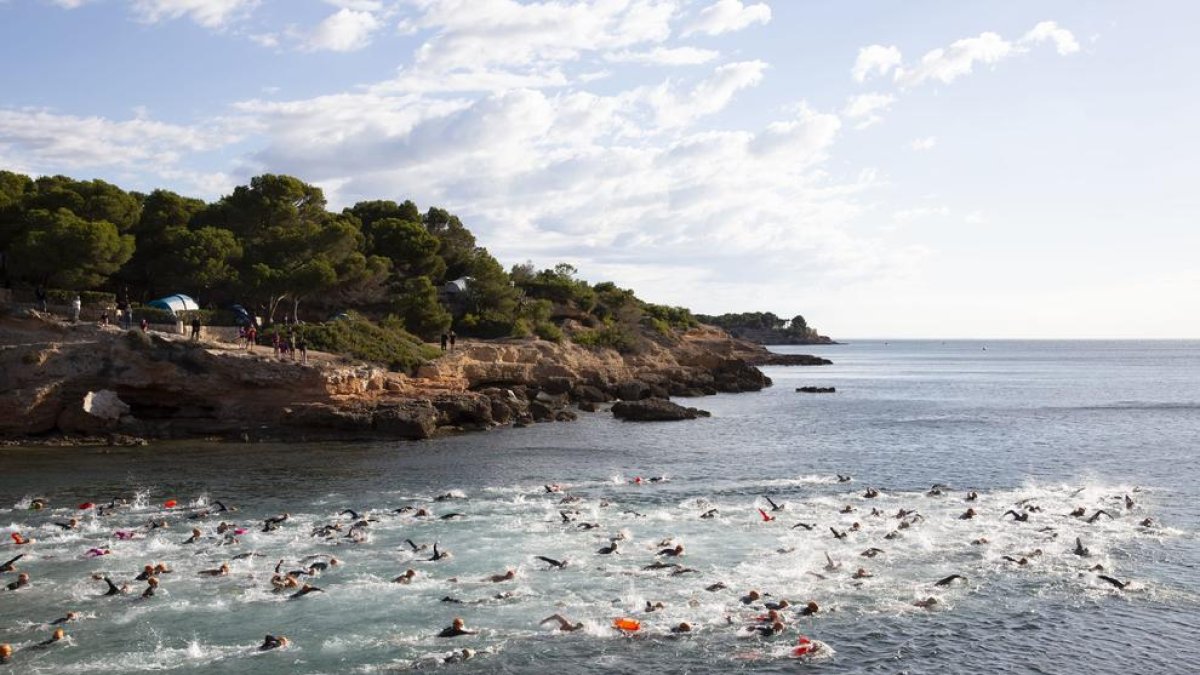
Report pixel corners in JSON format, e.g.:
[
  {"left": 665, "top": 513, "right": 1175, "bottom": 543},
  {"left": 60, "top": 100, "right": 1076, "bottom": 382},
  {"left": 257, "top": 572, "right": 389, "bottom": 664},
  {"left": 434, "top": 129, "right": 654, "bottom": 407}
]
[{"left": 1, "top": 340, "right": 1197, "bottom": 673}]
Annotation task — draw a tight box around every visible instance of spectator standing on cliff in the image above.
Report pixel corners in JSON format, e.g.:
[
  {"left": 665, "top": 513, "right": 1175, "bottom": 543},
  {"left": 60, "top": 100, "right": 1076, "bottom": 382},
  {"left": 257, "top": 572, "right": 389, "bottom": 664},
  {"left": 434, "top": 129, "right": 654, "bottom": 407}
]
[
  {"left": 70, "top": 294, "right": 81, "bottom": 322},
  {"left": 35, "top": 285, "right": 47, "bottom": 312},
  {"left": 100, "top": 310, "right": 109, "bottom": 326},
  {"left": 449, "top": 330, "right": 457, "bottom": 352},
  {"left": 191, "top": 316, "right": 201, "bottom": 341},
  {"left": 440, "top": 333, "right": 448, "bottom": 352},
  {"left": 246, "top": 325, "right": 258, "bottom": 353},
  {"left": 140, "top": 318, "right": 148, "bottom": 333},
  {"left": 297, "top": 333, "right": 308, "bottom": 365}
]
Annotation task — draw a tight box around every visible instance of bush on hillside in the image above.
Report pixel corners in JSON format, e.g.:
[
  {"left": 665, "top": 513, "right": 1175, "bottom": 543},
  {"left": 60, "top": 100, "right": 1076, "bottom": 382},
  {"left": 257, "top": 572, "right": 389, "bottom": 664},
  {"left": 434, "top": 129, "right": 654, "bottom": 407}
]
[{"left": 299, "top": 318, "right": 440, "bottom": 372}]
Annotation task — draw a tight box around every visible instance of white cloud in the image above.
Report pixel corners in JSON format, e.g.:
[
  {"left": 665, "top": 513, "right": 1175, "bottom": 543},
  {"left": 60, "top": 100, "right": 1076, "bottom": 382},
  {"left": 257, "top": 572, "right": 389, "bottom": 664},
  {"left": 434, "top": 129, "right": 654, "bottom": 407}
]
[
  {"left": 842, "top": 93, "right": 895, "bottom": 129},
  {"left": 893, "top": 205, "right": 950, "bottom": 223},
  {"left": 605, "top": 46, "right": 720, "bottom": 66},
  {"left": 45, "top": 0, "right": 94, "bottom": 8},
  {"left": 0, "top": 107, "right": 239, "bottom": 173},
  {"left": 909, "top": 136, "right": 936, "bottom": 151},
  {"left": 306, "top": 7, "right": 382, "bottom": 52},
  {"left": 1021, "top": 21, "right": 1080, "bottom": 55},
  {"left": 891, "top": 22, "right": 1079, "bottom": 88},
  {"left": 642, "top": 60, "right": 768, "bottom": 129},
  {"left": 683, "top": 0, "right": 771, "bottom": 37},
  {"left": 851, "top": 44, "right": 901, "bottom": 82},
  {"left": 129, "top": 0, "right": 259, "bottom": 29},
  {"left": 895, "top": 32, "right": 1012, "bottom": 87}
]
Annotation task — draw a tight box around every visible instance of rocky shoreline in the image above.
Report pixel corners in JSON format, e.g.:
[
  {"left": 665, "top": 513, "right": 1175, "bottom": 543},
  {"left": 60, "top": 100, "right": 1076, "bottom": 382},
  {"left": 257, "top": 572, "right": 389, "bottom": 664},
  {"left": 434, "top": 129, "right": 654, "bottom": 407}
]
[{"left": 0, "top": 312, "right": 831, "bottom": 446}]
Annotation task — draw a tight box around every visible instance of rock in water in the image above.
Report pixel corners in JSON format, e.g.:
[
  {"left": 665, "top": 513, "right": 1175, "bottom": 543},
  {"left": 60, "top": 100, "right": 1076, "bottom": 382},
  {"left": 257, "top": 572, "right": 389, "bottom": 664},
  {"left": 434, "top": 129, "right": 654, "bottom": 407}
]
[
  {"left": 796, "top": 387, "right": 836, "bottom": 394},
  {"left": 611, "top": 399, "right": 710, "bottom": 422}
]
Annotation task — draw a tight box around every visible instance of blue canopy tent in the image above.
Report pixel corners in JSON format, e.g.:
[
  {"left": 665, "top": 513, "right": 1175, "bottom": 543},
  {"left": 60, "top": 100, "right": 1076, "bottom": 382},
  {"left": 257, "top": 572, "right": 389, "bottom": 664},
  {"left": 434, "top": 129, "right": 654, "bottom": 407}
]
[{"left": 146, "top": 294, "right": 199, "bottom": 315}]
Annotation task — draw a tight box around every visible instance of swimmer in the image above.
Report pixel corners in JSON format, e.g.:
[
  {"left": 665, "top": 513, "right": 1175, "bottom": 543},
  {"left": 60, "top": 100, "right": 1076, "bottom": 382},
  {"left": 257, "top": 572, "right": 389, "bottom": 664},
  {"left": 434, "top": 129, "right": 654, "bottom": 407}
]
[
  {"left": 934, "top": 574, "right": 967, "bottom": 586},
  {"left": 404, "top": 538, "right": 428, "bottom": 552},
  {"left": 1068, "top": 507, "right": 1086, "bottom": 517},
  {"left": 136, "top": 564, "right": 157, "bottom": 581},
  {"left": 748, "top": 621, "right": 785, "bottom": 637},
  {"left": 852, "top": 568, "right": 872, "bottom": 579},
  {"left": 863, "top": 487, "right": 880, "bottom": 499},
  {"left": 289, "top": 583, "right": 324, "bottom": 600},
  {"left": 700, "top": 509, "right": 719, "bottom": 519},
  {"left": 757, "top": 509, "right": 775, "bottom": 522},
  {"left": 559, "top": 510, "right": 577, "bottom": 523},
  {"left": 671, "top": 622, "right": 693, "bottom": 634},
  {"left": 340, "top": 509, "right": 361, "bottom": 520},
  {"left": 1002, "top": 510, "right": 1029, "bottom": 522},
  {"left": 837, "top": 475, "right": 852, "bottom": 482},
  {"left": 597, "top": 540, "right": 619, "bottom": 555},
  {"left": 927, "top": 484, "right": 946, "bottom": 497},
  {"left": 183, "top": 528, "right": 202, "bottom": 544},
  {"left": 437, "top": 617, "right": 477, "bottom": 638},
  {"left": 259, "top": 635, "right": 289, "bottom": 651},
  {"left": 428, "top": 543, "right": 451, "bottom": 561},
  {"left": 800, "top": 601, "right": 820, "bottom": 615},
  {"left": 645, "top": 601, "right": 665, "bottom": 612},
  {"left": 393, "top": 569, "right": 418, "bottom": 584},
  {"left": 5, "top": 573, "right": 30, "bottom": 591},
  {"left": 440, "top": 512, "right": 466, "bottom": 520},
  {"left": 100, "top": 577, "right": 128, "bottom": 596},
  {"left": 485, "top": 569, "right": 516, "bottom": 583},
  {"left": 1124, "top": 495, "right": 1135, "bottom": 510},
  {"left": 0, "top": 554, "right": 23, "bottom": 572},
  {"left": 1087, "top": 509, "right": 1114, "bottom": 524},
  {"left": 670, "top": 566, "right": 699, "bottom": 576},
  {"left": 544, "top": 484, "right": 562, "bottom": 493},
  {"left": 764, "top": 496, "right": 785, "bottom": 511},
  {"left": 913, "top": 597, "right": 939, "bottom": 609},
  {"left": 10, "top": 533, "right": 32, "bottom": 545},
  {"left": 657, "top": 544, "right": 685, "bottom": 557},
  {"left": 706, "top": 582, "right": 728, "bottom": 592},
  {"left": 30, "top": 628, "right": 65, "bottom": 649},
  {"left": 971, "top": 537, "right": 989, "bottom": 545},
  {"left": 792, "top": 522, "right": 815, "bottom": 530},
  {"left": 1139, "top": 518, "right": 1155, "bottom": 528},
  {"left": 0, "top": 643, "right": 11, "bottom": 663},
  {"left": 141, "top": 576, "right": 159, "bottom": 598},
  {"left": 434, "top": 492, "right": 462, "bottom": 502},
  {"left": 262, "top": 513, "right": 289, "bottom": 532},
  {"left": 576, "top": 522, "right": 601, "bottom": 530},
  {"left": 50, "top": 611, "right": 80, "bottom": 626},
  {"left": 885, "top": 530, "right": 901, "bottom": 540},
  {"left": 765, "top": 599, "right": 790, "bottom": 611},
  {"left": 1073, "top": 538, "right": 1090, "bottom": 556},
  {"left": 1097, "top": 574, "right": 1130, "bottom": 590},
  {"left": 197, "top": 563, "right": 230, "bottom": 577},
  {"left": 830, "top": 527, "right": 847, "bottom": 540},
  {"left": 840, "top": 505, "right": 855, "bottom": 514},
  {"left": 1002, "top": 556, "right": 1030, "bottom": 566},
  {"left": 965, "top": 491, "right": 979, "bottom": 501},
  {"left": 824, "top": 552, "right": 842, "bottom": 571},
  {"left": 740, "top": 589, "right": 762, "bottom": 605},
  {"left": 1089, "top": 564, "right": 1105, "bottom": 572},
  {"left": 444, "top": 648, "right": 475, "bottom": 663},
  {"left": 535, "top": 556, "right": 568, "bottom": 569},
  {"left": 959, "top": 508, "right": 977, "bottom": 520},
  {"left": 54, "top": 518, "right": 80, "bottom": 530},
  {"left": 861, "top": 548, "right": 884, "bottom": 558},
  {"left": 413, "top": 508, "right": 432, "bottom": 518}
]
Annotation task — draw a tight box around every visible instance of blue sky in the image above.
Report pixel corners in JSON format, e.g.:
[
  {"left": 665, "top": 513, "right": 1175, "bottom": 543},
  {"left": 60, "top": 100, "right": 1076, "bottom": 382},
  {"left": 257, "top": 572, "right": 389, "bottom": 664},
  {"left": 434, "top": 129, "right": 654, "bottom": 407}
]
[{"left": 1, "top": 0, "right": 1196, "bottom": 338}]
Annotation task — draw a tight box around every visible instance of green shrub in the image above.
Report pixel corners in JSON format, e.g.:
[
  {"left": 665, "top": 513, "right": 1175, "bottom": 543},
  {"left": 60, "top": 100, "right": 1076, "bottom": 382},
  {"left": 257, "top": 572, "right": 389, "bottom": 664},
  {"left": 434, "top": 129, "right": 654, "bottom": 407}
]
[
  {"left": 572, "top": 324, "right": 639, "bottom": 353},
  {"left": 133, "top": 306, "right": 177, "bottom": 324},
  {"left": 299, "top": 319, "right": 441, "bottom": 372},
  {"left": 509, "top": 318, "right": 533, "bottom": 338},
  {"left": 534, "top": 321, "right": 564, "bottom": 343},
  {"left": 44, "top": 289, "right": 116, "bottom": 306}
]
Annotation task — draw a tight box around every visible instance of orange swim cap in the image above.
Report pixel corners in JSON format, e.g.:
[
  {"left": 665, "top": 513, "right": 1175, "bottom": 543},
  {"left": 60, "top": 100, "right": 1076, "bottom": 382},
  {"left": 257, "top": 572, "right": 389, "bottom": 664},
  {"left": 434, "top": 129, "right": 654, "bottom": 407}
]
[
  {"left": 164, "top": 500, "right": 177, "bottom": 508},
  {"left": 613, "top": 618, "right": 641, "bottom": 631}
]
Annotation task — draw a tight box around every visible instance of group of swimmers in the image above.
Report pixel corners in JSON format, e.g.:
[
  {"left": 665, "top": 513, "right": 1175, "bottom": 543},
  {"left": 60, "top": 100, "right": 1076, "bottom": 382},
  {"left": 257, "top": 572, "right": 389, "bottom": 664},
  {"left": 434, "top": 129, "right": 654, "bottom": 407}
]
[{"left": 0, "top": 480, "right": 1154, "bottom": 667}]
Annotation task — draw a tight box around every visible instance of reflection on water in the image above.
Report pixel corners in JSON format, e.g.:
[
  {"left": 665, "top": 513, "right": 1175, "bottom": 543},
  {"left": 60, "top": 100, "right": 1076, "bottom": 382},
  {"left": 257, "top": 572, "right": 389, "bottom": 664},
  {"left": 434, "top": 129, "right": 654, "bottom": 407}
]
[{"left": 1, "top": 340, "right": 1198, "bottom": 673}]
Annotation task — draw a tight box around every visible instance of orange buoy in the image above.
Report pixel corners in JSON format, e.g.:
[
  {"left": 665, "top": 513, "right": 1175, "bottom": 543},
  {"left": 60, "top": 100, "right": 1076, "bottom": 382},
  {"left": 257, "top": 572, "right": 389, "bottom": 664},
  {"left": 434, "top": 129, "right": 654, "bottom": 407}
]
[
  {"left": 164, "top": 500, "right": 178, "bottom": 508},
  {"left": 613, "top": 618, "right": 641, "bottom": 632}
]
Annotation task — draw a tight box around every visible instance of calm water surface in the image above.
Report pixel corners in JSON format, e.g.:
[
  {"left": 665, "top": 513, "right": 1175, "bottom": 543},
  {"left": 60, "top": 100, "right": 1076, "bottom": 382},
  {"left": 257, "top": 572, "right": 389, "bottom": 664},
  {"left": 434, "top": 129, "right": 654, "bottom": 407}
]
[{"left": 2, "top": 340, "right": 1198, "bottom": 673}]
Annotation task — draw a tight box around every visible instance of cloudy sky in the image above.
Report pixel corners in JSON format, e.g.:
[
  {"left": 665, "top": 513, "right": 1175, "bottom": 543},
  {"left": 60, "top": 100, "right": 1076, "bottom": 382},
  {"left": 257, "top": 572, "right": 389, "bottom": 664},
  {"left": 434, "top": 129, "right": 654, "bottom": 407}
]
[{"left": 1, "top": 1, "right": 1196, "bottom": 338}]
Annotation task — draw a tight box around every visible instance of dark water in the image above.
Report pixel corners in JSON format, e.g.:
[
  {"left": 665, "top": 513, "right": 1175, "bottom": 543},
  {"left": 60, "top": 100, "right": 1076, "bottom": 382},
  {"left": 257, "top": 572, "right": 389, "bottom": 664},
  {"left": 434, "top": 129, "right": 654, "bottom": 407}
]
[{"left": 2, "top": 340, "right": 1198, "bottom": 673}]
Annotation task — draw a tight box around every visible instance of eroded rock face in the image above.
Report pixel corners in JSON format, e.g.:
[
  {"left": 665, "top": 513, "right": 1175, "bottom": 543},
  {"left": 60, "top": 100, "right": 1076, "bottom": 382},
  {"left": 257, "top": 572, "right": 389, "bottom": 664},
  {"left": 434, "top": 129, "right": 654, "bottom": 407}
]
[
  {"left": 611, "top": 399, "right": 711, "bottom": 422},
  {"left": 0, "top": 316, "right": 825, "bottom": 443}
]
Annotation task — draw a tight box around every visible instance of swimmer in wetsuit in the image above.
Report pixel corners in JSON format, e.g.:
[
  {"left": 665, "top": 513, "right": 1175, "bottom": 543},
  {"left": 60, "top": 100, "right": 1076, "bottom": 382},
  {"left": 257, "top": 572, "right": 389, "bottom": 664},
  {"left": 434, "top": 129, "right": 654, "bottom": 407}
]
[
  {"left": 198, "top": 563, "right": 230, "bottom": 577},
  {"left": 535, "top": 556, "right": 568, "bottom": 569},
  {"left": 1002, "top": 510, "right": 1029, "bottom": 522},
  {"left": 30, "top": 629, "right": 66, "bottom": 649},
  {"left": 597, "top": 540, "right": 619, "bottom": 555},
  {"left": 657, "top": 544, "right": 685, "bottom": 557},
  {"left": 437, "top": 617, "right": 477, "bottom": 638},
  {"left": 934, "top": 574, "right": 967, "bottom": 587},
  {"left": 485, "top": 569, "right": 516, "bottom": 583},
  {"left": 1073, "top": 538, "right": 1090, "bottom": 556},
  {"left": 50, "top": 611, "right": 80, "bottom": 626},
  {"left": 100, "top": 577, "right": 128, "bottom": 596},
  {"left": 0, "top": 643, "right": 11, "bottom": 663},
  {"left": 1087, "top": 510, "right": 1114, "bottom": 524},
  {"left": 1098, "top": 574, "right": 1131, "bottom": 590},
  {"left": 393, "top": 569, "right": 418, "bottom": 584},
  {"left": 540, "top": 614, "right": 584, "bottom": 632},
  {"left": 259, "top": 635, "right": 290, "bottom": 651},
  {"left": 289, "top": 583, "right": 324, "bottom": 600},
  {"left": 183, "top": 528, "right": 202, "bottom": 544},
  {"left": 763, "top": 496, "right": 785, "bottom": 512},
  {"left": 5, "top": 573, "right": 29, "bottom": 591},
  {"left": 0, "top": 554, "right": 22, "bottom": 572}
]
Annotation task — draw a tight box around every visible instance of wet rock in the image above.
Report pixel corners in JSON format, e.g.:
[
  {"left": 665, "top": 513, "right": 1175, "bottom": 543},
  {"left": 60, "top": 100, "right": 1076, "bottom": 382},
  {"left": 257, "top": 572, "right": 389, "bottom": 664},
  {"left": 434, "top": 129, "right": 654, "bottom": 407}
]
[
  {"left": 529, "top": 400, "right": 556, "bottom": 422},
  {"left": 572, "top": 384, "right": 611, "bottom": 403},
  {"left": 577, "top": 401, "right": 600, "bottom": 413},
  {"left": 611, "top": 398, "right": 710, "bottom": 422},
  {"left": 616, "top": 380, "right": 651, "bottom": 401},
  {"left": 796, "top": 386, "right": 836, "bottom": 393}
]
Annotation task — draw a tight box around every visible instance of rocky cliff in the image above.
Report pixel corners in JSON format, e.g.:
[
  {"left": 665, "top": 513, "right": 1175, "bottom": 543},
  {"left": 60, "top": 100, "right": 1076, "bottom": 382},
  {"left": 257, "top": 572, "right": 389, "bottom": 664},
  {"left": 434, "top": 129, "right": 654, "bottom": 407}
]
[{"left": 0, "top": 312, "right": 829, "bottom": 444}]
